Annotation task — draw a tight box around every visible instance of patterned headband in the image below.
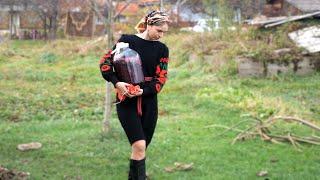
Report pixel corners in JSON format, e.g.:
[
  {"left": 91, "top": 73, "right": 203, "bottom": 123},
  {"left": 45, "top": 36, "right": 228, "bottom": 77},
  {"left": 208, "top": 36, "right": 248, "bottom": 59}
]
[
  {"left": 145, "top": 10, "right": 170, "bottom": 25},
  {"left": 135, "top": 10, "right": 170, "bottom": 33}
]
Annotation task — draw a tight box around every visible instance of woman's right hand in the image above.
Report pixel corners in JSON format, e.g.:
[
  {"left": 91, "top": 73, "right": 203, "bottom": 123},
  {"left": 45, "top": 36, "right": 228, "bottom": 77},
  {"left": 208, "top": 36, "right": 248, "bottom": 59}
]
[
  {"left": 116, "top": 82, "right": 143, "bottom": 98},
  {"left": 115, "top": 82, "right": 130, "bottom": 97}
]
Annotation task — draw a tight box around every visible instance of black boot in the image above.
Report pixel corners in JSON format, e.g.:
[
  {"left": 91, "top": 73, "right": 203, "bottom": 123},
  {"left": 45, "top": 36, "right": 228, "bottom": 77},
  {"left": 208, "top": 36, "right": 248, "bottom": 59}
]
[
  {"left": 128, "top": 159, "right": 134, "bottom": 180},
  {"left": 130, "top": 158, "right": 146, "bottom": 180}
]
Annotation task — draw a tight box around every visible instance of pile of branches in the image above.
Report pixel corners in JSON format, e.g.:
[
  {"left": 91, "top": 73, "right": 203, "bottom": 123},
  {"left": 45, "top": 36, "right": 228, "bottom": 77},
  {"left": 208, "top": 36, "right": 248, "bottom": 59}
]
[
  {"left": 208, "top": 116, "right": 320, "bottom": 150},
  {"left": 0, "top": 165, "right": 29, "bottom": 180}
]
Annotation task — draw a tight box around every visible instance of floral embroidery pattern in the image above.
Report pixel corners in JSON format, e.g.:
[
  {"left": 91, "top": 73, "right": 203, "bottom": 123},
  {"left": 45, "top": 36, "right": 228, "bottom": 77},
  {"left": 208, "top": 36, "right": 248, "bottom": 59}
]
[
  {"left": 101, "top": 65, "right": 110, "bottom": 71},
  {"left": 99, "top": 50, "right": 113, "bottom": 73},
  {"left": 155, "top": 57, "right": 169, "bottom": 93}
]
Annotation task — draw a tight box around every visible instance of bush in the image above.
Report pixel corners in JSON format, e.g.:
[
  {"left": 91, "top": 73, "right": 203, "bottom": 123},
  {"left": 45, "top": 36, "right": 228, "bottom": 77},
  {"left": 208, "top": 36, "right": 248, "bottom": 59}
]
[{"left": 40, "top": 52, "right": 57, "bottom": 63}]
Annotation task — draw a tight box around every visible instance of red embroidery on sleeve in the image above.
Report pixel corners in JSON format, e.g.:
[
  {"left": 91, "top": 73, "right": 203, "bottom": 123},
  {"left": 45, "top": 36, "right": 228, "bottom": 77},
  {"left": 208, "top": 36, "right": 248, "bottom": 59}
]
[
  {"left": 99, "top": 50, "right": 112, "bottom": 65},
  {"left": 156, "top": 65, "right": 161, "bottom": 74},
  {"left": 156, "top": 84, "right": 161, "bottom": 92},
  {"left": 154, "top": 58, "right": 169, "bottom": 93},
  {"left": 160, "top": 58, "right": 169, "bottom": 63},
  {"left": 101, "top": 65, "right": 111, "bottom": 72}
]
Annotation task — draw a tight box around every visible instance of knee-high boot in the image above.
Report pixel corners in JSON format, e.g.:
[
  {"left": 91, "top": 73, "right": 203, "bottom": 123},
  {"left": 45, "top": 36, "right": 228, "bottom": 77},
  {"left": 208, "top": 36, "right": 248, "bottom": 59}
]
[
  {"left": 129, "top": 158, "right": 146, "bottom": 180},
  {"left": 128, "top": 159, "right": 134, "bottom": 180}
]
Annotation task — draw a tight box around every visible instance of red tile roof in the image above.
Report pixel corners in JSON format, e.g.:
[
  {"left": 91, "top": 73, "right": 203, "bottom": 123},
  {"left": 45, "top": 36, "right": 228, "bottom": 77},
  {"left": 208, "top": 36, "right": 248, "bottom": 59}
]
[{"left": 115, "top": 2, "right": 139, "bottom": 15}]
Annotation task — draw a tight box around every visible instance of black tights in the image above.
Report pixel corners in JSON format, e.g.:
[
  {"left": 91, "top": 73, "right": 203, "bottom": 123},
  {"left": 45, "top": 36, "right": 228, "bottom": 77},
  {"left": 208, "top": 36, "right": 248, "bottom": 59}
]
[{"left": 116, "top": 95, "right": 158, "bottom": 146}]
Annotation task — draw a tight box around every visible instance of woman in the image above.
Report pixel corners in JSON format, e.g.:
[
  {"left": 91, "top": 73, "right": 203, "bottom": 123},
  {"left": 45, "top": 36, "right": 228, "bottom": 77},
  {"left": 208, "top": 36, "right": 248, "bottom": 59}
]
[{"left": 99, "top": 10, "right": 170, "bottom": 180}]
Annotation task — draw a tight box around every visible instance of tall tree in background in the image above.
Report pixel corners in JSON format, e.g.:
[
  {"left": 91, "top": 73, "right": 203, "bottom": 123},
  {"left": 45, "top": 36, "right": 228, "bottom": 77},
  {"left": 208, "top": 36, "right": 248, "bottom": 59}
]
[
  {"left": 45, "top": 0, "right": 59, "bottom": 40},
  {"left": 173, "top": 0, "right": 187, "bottom": 24},
  {"left": 201, "top": 0, "right": 264, "bottom": 27},
  {"left": 25, "top": 0, "right": 60, "bottom": 40},
  {"left": 104, "top": 0, "right": 114, "bottom": 133},
  {"left": 199, "top": 0, "right": 233, "bottom": 28}
]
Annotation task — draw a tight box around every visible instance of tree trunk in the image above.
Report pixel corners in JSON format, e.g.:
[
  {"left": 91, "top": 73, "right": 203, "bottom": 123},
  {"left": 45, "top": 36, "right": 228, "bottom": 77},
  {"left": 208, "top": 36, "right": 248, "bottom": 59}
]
[
  {"left": 48, "top": 12, "right": 58, "bottom": 40},
  {"left": 160, "top": 0, "right": 163, "bottom": 11},
  {"left": 47, "top": 0, "right": 59, "bottom": 40},
  {"left": 103, "top": 82, "right": 112, "bottom": 133},
  {"left": 102, "top": 0, "right": 114, "bottom": 133},
  {"left": 43, "top": 17, "right": 47, "bottom": 40},
  {"left": 9, "top": 12, "right": 13, "bottom": 39}
]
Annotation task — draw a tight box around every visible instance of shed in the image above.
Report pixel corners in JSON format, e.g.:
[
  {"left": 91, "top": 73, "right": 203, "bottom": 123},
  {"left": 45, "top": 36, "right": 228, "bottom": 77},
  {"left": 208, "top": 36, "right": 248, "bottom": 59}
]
[{"left": 263, "top": 0, "right": 320, "bottom": 17}]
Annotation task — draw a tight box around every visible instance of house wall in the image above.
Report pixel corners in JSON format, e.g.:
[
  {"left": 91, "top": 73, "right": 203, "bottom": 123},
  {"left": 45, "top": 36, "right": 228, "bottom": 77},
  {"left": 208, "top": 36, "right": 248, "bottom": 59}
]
[
  {"left": 0, "top": 11, "right": 9, "bottom": 30},
  {"left": 263, "top": 0, "right": 303, "bottom": 17},
  {"left": 94, "top": 24, "right": 105, "bottom": 36},
  {"left": 65, "top": 11, "right": 95, "bottom": 37},
  {"left": 282, "top": 2, "right": 302, "bottom": 16}
]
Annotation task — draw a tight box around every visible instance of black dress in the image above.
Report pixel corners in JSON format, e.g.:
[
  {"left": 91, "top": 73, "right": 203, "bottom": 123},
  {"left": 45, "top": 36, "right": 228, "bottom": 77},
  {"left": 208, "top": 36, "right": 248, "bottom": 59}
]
[{"left": 99, "top": 34, "right": 169, "bottom": 146}]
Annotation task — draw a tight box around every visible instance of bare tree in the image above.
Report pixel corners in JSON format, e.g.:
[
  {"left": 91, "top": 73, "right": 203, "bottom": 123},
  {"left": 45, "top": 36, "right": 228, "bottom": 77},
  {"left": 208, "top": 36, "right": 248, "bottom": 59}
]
[
  {"left": 28, "top": 0, "right": 59, "bottom": 40},
  {"left": 45, "top": 0, "right": 59, "bottom": 40},
  {"left": 104, "top": 0, "right": 114, "bottom": 133},
  {"left": 174, "top": 0, "right": 188, "bottom": 24}
]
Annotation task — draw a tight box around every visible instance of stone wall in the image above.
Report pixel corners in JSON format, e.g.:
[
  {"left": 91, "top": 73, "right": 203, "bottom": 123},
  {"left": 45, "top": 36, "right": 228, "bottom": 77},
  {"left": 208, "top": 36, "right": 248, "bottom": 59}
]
[
  {"left": 236, "top": 56, "right": 265, "bottom": 77},
  {"left": 188, "top": 49, "right": 319, "bottom": 78},
  {"left": 236, "top": 55, "right": 319, "bottom": 77}
]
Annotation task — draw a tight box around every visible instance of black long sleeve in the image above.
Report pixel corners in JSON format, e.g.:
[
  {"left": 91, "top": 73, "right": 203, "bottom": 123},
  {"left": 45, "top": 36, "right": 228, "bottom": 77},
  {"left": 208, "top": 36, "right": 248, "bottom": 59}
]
[{"left": 99, "top": 49, "right": 119, "bottom": 86}]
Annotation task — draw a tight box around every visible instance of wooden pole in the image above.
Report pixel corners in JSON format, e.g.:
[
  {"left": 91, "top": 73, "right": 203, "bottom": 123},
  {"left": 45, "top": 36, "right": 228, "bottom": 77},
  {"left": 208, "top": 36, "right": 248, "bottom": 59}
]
[
  {"left": 91, "top": 12, "right": 96, "bottom": 38},
  {"left": 102, "top": 0, "right": 114, "bottom": 133},
  {"left": 9, "top": 11, "right": 13, "bottom": 39},
  {"left": 160, "top": 0, "right": 163, "bottom": 11}
]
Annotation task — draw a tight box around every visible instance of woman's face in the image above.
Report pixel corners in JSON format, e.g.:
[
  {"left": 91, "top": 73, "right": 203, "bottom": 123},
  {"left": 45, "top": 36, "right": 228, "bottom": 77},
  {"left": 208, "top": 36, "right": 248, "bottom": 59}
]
[{"left": 147, "top": 23, "right": 168, "bottom": 41}]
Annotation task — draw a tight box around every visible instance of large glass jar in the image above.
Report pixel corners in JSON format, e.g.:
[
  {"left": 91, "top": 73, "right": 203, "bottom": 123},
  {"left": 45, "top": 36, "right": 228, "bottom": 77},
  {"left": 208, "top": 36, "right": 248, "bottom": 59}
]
[{"left": 113, "top": 43, "right": 144, "bottom": 84}]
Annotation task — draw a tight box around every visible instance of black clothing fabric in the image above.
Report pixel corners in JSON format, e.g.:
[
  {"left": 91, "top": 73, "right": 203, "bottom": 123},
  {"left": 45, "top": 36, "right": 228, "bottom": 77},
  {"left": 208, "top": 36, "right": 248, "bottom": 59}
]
[
  {"left": 117, "top": 95, "right": 158, "bottom": 146},
  {"left": 99, "top": 34, "right": 169, "bottom": 145}
]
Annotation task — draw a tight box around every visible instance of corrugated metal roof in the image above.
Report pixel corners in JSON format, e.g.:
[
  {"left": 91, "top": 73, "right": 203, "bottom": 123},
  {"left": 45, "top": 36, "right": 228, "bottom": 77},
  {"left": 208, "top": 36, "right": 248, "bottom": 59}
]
[
  {"left": 286, "top": 0, "right": 320, "bottom": 12},
  {"left": 247, "top": 11, "right": 320, "bottom": 28},
  {"left": 289, "top": 26, "right": 320, "bottom": 53}
]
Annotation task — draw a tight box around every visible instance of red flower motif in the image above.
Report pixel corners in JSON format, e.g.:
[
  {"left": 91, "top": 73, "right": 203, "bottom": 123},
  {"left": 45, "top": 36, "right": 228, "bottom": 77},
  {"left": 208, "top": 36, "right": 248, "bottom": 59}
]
[
  {"left": 160, "top": 58, "right": 169, "bottom": 63},
  {"left": 156, "top": 65, "right": 161, "bottom": 74},
  {"left": 158, "top": 77, "right": 166, "bottom": 84},
  {"left": 159, "top": 70, "right": 167, "bottom": 76},
  {"left": 103, "top": 53, "right": 111, "bottom": 59},
  {"left": 156, "top": 84, "right": 161, "bottom": 92},
  {"left": 99, "top": 51, "right": 112, "bottom": 64},
  {"left": 101, "top": 65, "right": 110, "bottom": 72}
]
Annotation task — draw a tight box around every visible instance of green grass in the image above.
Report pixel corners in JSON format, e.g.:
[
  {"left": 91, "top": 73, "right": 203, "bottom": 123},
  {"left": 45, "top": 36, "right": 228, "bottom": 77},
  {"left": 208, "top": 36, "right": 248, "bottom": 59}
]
[{"left": 1, "top": 38, "right": 320, "bottom": 180}]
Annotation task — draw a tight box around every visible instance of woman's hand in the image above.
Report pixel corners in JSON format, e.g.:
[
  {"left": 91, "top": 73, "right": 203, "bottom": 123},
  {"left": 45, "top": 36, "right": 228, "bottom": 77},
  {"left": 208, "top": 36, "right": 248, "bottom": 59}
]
[
  {"left": 115, "top": 82, "right": 130, "bottom": 97},
  {"left": 116, "top": 82, "right": 143, "bottom": 98}
]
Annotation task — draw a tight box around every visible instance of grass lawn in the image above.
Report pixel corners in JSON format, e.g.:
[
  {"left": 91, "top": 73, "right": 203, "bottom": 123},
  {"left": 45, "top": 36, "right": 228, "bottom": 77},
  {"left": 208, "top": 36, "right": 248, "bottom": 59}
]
[{"left": 0, "top": 39, "right": 319, "bottom": 180}]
